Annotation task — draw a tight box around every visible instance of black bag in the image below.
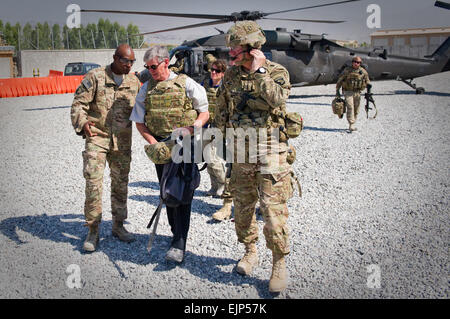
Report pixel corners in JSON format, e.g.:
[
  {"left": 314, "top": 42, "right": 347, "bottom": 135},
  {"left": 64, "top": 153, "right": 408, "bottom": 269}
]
[{"left": 160, "top": 161, "right": 200, "bottom": 208}]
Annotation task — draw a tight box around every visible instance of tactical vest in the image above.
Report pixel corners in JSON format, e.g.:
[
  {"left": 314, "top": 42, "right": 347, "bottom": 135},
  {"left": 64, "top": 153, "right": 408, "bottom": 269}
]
[
  {"left": 342, "top": 67, "right": 367, "bottom": 91},
  {"left": 203, "top": 79, "right": 219, "bottom": 124},
  {"left": 225, "top": 65, "right": 291, "bottom": 142},
  {"left": 144, "top": 74, "right": 197, "bottom": 138}
]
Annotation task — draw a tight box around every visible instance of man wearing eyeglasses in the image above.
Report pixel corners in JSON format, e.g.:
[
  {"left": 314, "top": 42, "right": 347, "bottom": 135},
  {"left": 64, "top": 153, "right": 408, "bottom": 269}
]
[
  {"left": 71, "top": 43, "right": 141, "bottom": 252},
  {"left": 130, "top": 45, "right": 209, "bottom": 263},
  {"left": 336, "top": 56, "right": 371, "bottom": 132}
]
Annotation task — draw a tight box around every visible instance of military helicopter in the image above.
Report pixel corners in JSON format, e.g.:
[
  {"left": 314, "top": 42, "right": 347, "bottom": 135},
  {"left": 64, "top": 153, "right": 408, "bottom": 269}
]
[{"left": 82, "top": 0, "right": 450, "bottom": 94}]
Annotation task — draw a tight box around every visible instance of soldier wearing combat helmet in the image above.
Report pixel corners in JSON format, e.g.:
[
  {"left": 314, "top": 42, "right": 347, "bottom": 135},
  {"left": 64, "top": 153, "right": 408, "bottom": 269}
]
[
  {"left": 336, "top": 56, "right": 370, "bottom": 132},
  {"left": 71, "top": 44, "right": 141, "bottom": 252},
  {"left": 215, "top": 21, "right": 294, "bottom": 293}
]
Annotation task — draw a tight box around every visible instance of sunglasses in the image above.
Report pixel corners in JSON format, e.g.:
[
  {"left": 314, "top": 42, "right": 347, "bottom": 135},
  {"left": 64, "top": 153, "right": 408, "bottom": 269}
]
[
  {"left": 211, "top": 68, "right": 223, "bottom": 73},
  {"left": 144, "top": 60, "right": 164, "bottom": 70},
  {"left": 352, "top": 60, "right": 361, "bottom": 64},
  {"left": 117, "top": 56, "right": 136, "bottom": 65},
  {"left": 230, "top": 48, "right": 250, "bottom": 60}
]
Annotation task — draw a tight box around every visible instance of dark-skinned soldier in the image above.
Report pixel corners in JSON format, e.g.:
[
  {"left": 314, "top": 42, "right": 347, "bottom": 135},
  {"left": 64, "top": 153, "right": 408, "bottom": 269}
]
[{"left": 71, "top": 44, "right": 141, "bottom": 252}]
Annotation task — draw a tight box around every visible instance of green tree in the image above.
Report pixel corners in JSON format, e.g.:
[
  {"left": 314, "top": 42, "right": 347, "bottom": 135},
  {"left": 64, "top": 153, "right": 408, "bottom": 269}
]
[
  {"left": 22, "top": 23, "right": 34, "bottom": 49},
  {"left": 52, "top": 24, "right": 63, "bottom": 49}
]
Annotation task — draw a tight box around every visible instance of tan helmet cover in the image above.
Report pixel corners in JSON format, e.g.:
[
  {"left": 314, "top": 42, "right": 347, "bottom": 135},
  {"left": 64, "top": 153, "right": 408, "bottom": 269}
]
[{"left": 225, "top": 20, "right": 266, "bottom": 49}]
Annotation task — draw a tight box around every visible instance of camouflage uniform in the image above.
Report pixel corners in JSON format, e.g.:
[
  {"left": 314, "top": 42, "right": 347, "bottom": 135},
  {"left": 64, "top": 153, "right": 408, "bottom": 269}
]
[
  {"left": 216, "top": 59, "right": 293, "bottom": 255},
  {"left": 336, "top": 65, "right": 370, "bottom": 128},
  {"left": 71, "top": 65, "right": 141, "bottom": 226},
  {"left": 202, "top": 79, "right": 226, "bottom": 196}
]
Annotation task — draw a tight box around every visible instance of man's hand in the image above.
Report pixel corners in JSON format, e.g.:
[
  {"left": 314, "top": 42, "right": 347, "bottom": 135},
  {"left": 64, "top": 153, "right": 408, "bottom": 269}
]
[
  {"left": 249, "top": 49, "right": 266, "bottom": 73},
  {"left": 83, "top": 121, "right": 97, "bottom": 137}
]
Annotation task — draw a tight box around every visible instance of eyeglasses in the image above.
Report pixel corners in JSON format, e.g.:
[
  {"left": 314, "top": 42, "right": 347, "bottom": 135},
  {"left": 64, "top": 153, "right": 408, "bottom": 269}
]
[
  {"left": 117, "top": 56, "right": 136, "bottom": 65},
  {"left": 211, "top": 68, "right": 223, "bottom": 73},
  {"left": 144, "top": 60, "right": 164, "bottom": 70},
  {"left": 352, "top": 60, "right": 361, "bottom": 64}
]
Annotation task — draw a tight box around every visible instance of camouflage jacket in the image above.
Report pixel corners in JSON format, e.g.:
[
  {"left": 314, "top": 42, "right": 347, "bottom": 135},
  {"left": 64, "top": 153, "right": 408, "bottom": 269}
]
[
  {"left": 215, "top": 60, "right": 291, "bottom": 156},
  {"left": 71, "top": 65, "right": 141, "bottom": 151},
  {"left": 336, "top": 66, "right": 370, "bottom": 92}
]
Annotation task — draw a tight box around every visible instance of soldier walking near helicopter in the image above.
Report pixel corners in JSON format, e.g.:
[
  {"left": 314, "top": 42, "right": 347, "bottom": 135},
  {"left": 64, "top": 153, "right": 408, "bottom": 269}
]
[{"left": 336, "top": 56, "right": 371, "bottom": 132}]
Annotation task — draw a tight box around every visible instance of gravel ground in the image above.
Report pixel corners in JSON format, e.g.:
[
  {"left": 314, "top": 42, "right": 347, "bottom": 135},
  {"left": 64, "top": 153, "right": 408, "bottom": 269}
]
[{"left": 0, "top": 72, "right": 448, "bottom": 299}]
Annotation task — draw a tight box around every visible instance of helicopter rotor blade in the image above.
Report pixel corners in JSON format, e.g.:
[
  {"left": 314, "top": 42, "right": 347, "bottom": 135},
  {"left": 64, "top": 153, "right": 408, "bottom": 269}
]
[
  {"left": 81, "top": 9, "right": 230, "bottom": 20},
  {"left": 263, "top": 0, "right": 361, "bottom": 16},
  {"left": 133, "top": 19, "right": 230, "bottom": 36},
  {"left": 263, "top": 17, "right": 345, "bottom": 23},
  {"left": 434, "top": 1, "right": 450, "bottom": 10}
]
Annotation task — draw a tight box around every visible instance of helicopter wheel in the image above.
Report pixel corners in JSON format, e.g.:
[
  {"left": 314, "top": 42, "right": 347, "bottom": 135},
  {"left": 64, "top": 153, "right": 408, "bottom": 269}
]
[{"left": 416, "top": 87, "right": 425, "bottom": 94}]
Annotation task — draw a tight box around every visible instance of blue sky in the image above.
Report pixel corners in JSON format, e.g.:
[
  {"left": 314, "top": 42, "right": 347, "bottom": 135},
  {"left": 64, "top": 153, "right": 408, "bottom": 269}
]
[{"left": 0, "top": 0, "right": 448, "bottom": 43}]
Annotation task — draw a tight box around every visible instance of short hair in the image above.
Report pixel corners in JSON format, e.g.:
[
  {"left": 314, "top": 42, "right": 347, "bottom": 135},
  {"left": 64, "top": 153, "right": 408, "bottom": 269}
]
[
  {"left": 352, "top": 56, "right": 362, "bottom": 62},
  {"left": 143, "top": 45, "right": 169, "bottom": 63},
  {"left": 212, "top": 59, "right": 227, "bottom": 73}
]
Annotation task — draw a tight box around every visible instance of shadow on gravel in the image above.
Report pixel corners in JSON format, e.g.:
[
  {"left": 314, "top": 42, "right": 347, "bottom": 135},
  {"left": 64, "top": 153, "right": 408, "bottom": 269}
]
[
  {"left": 393, "top": 90, "right": 450, "bottom": 97},
  {"left": 288, "top": 101, "right": 330, "bottom": 106},
  {"left": 289, "top": 94, "right": 336, "bottom": 99},
  {"left": 303, "top": 126, "right": 348, "bottom": 133},
  {"left": 23, "top": 105, "right": 71, "bottom": 111},
  {"left": 0, "top": 213, "right": 272, "bottom": 298},
  {"left": 129, "top": 181, "right": 223, "bottom": 219}
]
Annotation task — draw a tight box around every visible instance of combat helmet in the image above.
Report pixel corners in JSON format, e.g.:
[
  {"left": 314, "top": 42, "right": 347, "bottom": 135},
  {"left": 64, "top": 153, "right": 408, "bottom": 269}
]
[
  {"left": 225, "top": 20, "right": 266, "bottom": 49},
  {"left": 144, "top": 140, "right": 175, "bottom": 164},
  {"left": 331, "top": 97, "right": 346, "bottom": 119}
]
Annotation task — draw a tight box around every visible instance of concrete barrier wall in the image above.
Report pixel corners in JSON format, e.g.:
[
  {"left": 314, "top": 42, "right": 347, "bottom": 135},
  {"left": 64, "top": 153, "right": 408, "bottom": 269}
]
[{"left": 19, "top": 49, "right": 149, "bottom": 77}]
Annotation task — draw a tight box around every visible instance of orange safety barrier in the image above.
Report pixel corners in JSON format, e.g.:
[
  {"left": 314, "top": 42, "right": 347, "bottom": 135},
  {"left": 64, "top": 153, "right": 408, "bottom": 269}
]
[
  {"left": 49, "top": 70, "right": 64, "bottom": 77},
  {"left": 0, "top": 75, "right": 84, "bottom": 98}
]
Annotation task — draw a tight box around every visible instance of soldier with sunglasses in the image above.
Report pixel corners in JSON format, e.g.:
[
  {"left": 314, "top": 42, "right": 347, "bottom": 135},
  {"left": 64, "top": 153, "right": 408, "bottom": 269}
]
[
  {"left": 71, "top": 44, "right": 141, "bottom": 252},
  {"left": 336, "top": 56, "right": 371, "bottom": 132}
]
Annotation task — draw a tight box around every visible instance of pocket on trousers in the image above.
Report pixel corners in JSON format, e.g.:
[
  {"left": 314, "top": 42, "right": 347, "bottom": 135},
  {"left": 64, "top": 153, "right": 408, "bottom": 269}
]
[{"left": 82, "top": 150, "right": 104, "bottom": 180}]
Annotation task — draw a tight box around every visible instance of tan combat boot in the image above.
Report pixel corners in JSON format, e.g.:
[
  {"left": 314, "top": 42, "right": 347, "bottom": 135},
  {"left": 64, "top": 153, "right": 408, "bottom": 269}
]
[
  {"left": 269, "top": 253, "right": 288, "bottom": 293},
  {"left": 212, "top": 199, "right": 232, "bottom": 221},
  {"left": 349, "top": 123, "right": 357, "bottom": 132},
  {"left": 236, "top": 243, "right": 259, "bottom": 276},
  {"left": 83, "top": 224, "right": 99, "bottom": 252},
  {"left": 112, "top": 219, "right": 135, "bottom": 243}
]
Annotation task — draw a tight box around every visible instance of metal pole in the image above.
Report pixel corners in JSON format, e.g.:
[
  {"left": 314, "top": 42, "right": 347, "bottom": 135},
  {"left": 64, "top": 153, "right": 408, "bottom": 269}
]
[
  {"left": 91, "top": 30, "right": 95, "bottom": 49},
  {"left": 50, "top": 28, "right": 54, "bottom": 50},
  {"left": 78, "top": 29, "right": 82, "bottom": 49},
  {"left": 101, "top": 29, "right": 106, "bottom": 48},
  {"left": 66, "top": 29, "right": 69, "bottom": 49},
  {"left": 17, "top": 25, "right": 21, "bottom": 51},
  {"left": 36, "top": 26, "right": 39, "bottom": 50},
  {"left": 115, "top": 30, "right": 118, "bottom": 47}
]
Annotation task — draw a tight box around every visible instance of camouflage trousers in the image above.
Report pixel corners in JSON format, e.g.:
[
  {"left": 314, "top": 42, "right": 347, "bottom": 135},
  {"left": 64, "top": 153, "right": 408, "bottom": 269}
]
[
  {"left": 82, "top": 142, "right": 131, "bottom": 225},
  {"left": 343, "top": 90, "right": 361, "bottom": 125},
  {"left": 204, "top": 140, "right": 226, "bottom": 189},
  {"left": 230, "top": 152, "right": 293, "bottom": 255}
]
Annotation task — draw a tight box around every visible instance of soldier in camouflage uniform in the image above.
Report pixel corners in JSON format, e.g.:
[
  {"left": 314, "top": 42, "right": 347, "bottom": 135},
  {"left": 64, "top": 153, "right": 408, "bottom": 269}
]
[
  {"left": 202, "top": 59, "right": 227, "bottom": 198},
  {"left": 71, "top": 44, "right": 141, "bottom": 252},
  {"left": 336, "top": 56, "right": 370, "bottom": 132},
  {"left": 215, "top": 21, "right": 293, "bottom": 293},
  {"left": 130, "top": 45, "right": 209, "bottom": 263}
]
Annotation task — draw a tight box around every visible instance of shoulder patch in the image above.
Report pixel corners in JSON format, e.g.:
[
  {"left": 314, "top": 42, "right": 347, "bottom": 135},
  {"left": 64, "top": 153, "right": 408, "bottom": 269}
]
[{"left": 82, "top": 78, "right": 93, "bottom": 90}]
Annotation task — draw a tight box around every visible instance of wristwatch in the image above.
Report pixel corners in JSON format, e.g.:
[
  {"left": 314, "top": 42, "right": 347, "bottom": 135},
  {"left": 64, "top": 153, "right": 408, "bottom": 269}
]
[{"left": 255, "top": 67, "right": 267, "bottom": 74}]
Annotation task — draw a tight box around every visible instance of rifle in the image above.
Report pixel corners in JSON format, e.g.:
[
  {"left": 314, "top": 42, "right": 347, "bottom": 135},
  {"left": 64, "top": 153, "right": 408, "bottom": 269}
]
[{"left": 364, "top": 84, "right": 378, "bottom": 119}]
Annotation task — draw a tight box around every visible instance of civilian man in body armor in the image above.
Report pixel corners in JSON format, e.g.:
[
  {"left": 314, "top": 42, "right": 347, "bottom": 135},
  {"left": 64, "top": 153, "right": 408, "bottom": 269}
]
[
  {"left": 215, "top": 21, "right": 294, "bottom": 293},
  {"left": 71, "top": 44, "right": 141, "bottom": 252},
  {"left": 130, "top": 45, "right": 209, "bottom": 263},
  {"left": 336, "top": 56, "right": 370, "bottom": 132}
]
